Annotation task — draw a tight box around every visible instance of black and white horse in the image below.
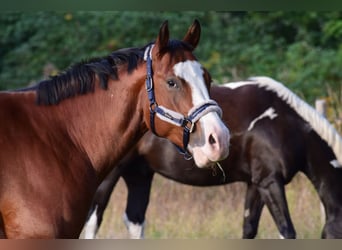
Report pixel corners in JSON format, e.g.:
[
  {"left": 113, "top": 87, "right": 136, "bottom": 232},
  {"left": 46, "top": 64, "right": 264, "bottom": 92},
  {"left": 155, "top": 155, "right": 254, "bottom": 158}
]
[{"left": 83, "top": 76, "right": 342, "bottom": 239}]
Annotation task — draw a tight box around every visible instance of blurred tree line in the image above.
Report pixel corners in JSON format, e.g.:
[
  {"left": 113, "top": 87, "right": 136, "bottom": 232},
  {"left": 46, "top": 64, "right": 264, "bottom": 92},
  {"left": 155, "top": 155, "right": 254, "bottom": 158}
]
[{"left": 0, "top": 11, "right": 341, "bottom": 103}]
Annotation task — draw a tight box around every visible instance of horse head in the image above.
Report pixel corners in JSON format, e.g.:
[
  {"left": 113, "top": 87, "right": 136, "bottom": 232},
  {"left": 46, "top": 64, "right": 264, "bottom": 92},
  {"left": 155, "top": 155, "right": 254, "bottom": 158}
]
[{"left": 143, "top": 20, "right": 230, "bottom": 168}]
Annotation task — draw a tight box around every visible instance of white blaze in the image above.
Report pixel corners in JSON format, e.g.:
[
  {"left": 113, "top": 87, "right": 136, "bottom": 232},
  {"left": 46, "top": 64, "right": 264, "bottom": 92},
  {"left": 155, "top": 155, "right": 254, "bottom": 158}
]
[{"left": 173, "top": 60, "right": 210, "bottom": 105}]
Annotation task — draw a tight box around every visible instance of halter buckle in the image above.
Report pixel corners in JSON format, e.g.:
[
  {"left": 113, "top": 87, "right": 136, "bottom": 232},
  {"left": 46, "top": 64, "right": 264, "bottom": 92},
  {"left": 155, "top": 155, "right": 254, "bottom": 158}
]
[
  {"left": 149, "top": 102, "right": 158, "bottom": 113},
  {"left": 184, "top": 118, "right": 195, "bottom": 133},
  {"left": 146, "top": 76, "right": 153, "bottom": 92}
]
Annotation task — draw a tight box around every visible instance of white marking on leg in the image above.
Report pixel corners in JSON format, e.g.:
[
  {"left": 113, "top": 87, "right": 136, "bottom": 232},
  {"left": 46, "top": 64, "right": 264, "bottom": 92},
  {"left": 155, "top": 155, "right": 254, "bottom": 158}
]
[
  {"left": 320, "top": 201, "right": 326, "bottom": 226},
  {"left": 247, "top": 107, "right": 278, "bottom": 131},
  {"left": 244, "top": 209, "right": 250, "bottom": 218},
  {"left": 330, "top": 159, "right": 342, "bottom": 168},
  {"left": 279, "top": 234, "right": 285, "bottom": 239},
  {"left": 83, "top": 205, "right": 98, "bottom": 239},
  {"left": 123, "top": 213, "right": 145, "bottom": 239}
]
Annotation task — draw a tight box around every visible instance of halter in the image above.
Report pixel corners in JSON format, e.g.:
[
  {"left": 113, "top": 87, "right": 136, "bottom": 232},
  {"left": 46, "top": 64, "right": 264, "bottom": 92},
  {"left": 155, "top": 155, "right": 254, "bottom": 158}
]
[{"left": 144, "top": 44, "right": 223, "bottom": 159}]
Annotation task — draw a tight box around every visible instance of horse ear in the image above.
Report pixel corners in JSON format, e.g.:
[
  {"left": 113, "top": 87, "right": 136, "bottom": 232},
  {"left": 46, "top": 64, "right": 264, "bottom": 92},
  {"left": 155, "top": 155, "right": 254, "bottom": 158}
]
[
  {"left": 183, "top": 19, "right": 201, "bottom": 50},
  {"left": 155, "top": 20, "right": 169, "bottom": 52}
]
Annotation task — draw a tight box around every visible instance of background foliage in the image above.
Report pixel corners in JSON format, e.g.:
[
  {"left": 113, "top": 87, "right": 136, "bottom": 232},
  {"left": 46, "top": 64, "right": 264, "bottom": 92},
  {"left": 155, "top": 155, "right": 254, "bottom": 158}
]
[{"left": 0, "top": 11, "right": 341, "bottom": 104}]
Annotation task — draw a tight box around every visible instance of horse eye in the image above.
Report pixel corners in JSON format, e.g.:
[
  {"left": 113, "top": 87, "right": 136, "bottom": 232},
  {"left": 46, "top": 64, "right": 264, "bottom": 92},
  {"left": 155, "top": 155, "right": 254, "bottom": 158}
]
[{"left": 167, "top": 79, "right": 178, "bottom": 88}]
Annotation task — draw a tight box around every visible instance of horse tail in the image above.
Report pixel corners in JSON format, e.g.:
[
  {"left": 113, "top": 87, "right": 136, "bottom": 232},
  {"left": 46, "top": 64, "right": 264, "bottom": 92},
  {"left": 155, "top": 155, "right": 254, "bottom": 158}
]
[{"left": 248, "top": 76, "right": 342, "bottom": 167}]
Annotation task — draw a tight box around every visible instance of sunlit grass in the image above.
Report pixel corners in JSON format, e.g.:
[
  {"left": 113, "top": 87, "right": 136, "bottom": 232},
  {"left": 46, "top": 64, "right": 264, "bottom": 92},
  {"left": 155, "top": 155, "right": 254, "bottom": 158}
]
[{"left": 94, "top": 172, "right": 323, "bottom": 239}]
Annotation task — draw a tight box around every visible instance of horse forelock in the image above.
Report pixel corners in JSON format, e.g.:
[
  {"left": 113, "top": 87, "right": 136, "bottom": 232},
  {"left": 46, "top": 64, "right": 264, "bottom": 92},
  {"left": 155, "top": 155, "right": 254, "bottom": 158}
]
[
  {"left": 157, "top": 39, "right": 194, "bottom": 59},
  {"left": 224, "top": 76, "right": 342, "bottom": 167},
  {"left": 35, "top": 47, "right": 145, "bottom": 105}
]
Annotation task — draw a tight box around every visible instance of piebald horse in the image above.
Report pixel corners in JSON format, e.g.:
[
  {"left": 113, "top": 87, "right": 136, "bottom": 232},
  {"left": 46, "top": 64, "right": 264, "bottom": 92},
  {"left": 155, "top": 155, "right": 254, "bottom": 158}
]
[{"left": 83, "top": 77, "right": 342, "bottom": 239}]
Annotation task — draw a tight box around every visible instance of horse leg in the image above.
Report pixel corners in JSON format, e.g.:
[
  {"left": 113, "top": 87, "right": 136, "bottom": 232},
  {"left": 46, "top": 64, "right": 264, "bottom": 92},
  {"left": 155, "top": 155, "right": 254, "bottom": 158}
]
[
  {"left": 122, "top": 161, "right": 154, "bottom": 239},
  {"left": 242, "top": 183, "right": 265, "bottom": 238},
  {"left": 256, "top": 177, "right": 296, "bottom": 239},
  {"left": 320, "top": 200, "right": 342, "bottom": 238},
  {"left": 322, "top": 219, "right": 342, "bottom": 238},
  {"left": 309, "top": 177, "right": 342, "bottom": 238},
  {"left": 83, "top": 167, "right": 122, "bottom": 239}
]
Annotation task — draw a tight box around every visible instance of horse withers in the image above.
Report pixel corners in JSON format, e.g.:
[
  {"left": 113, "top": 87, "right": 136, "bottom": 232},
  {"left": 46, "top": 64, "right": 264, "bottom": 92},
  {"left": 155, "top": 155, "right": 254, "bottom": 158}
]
[
  {"left": 0, "top": 20, "right": 230, "bottom": 238},
  {"left": 83, "top": 77, "right": 342, "bottom": 239}
]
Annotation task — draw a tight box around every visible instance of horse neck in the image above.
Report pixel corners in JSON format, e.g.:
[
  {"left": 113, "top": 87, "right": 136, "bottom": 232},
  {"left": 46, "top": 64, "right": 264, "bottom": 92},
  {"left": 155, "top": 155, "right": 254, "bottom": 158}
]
[{"left": 53, "top": 67, "right": 148, "bottom": 180}]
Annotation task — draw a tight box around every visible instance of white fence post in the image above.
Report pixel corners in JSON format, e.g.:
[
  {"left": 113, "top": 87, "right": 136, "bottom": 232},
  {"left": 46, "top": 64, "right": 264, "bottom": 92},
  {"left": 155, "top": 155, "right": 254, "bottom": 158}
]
[{"left": 315, "top": 99, "right": 327, "bottom": 117}]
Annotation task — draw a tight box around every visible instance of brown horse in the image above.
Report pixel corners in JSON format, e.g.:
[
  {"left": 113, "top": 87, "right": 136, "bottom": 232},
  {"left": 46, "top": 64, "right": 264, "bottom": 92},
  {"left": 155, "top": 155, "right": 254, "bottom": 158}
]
[
  {"left": 0, "top": 20, "right": 230, "bottom": 238},
  {"left": 83, "top": 77, "right": 342, "bottom": 239}
]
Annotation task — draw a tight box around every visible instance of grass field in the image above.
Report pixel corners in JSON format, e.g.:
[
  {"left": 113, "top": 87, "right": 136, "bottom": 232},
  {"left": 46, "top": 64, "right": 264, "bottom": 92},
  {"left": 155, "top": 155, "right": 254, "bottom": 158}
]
[{"left": 91, "top": 172, "right": 323, "bottom": 239}]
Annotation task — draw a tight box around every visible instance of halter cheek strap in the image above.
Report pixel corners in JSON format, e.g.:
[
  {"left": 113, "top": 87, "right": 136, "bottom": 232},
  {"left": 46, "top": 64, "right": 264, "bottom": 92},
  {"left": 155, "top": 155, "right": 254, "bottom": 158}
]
[{"left": 144, "top": 44, "right": 222, "bottom": 159}]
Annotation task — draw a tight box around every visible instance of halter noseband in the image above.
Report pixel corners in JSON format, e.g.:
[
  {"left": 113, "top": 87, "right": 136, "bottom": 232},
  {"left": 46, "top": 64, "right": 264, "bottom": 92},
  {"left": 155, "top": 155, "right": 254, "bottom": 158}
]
[{"left": 144, "top": 44, "right": 223, "bottom": 159}]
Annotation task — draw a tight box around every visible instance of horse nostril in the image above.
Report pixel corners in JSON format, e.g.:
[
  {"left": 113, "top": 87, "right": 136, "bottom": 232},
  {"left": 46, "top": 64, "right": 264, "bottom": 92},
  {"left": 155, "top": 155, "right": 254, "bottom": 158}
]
[{"left": 209, "top": 134, "right": 216, "bottom": 145}]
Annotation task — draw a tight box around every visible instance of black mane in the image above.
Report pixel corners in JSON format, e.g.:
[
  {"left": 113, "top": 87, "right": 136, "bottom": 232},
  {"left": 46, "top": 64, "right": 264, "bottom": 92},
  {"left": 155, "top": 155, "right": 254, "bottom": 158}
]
[
  {"left": 35, "top": 40, "right": 192, "bottom": 105},
  {"left": 36, "top": 47, "right": 145, "bottom": 105}
]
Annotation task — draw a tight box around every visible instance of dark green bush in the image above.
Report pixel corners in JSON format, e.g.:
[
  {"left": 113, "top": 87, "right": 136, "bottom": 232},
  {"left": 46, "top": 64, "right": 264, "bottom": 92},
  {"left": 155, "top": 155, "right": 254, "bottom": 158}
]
[{"left": 1, "top": 11, "right": 341, "bottom": 104}]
